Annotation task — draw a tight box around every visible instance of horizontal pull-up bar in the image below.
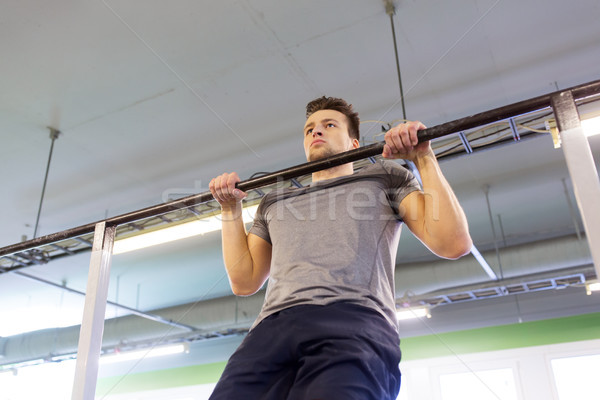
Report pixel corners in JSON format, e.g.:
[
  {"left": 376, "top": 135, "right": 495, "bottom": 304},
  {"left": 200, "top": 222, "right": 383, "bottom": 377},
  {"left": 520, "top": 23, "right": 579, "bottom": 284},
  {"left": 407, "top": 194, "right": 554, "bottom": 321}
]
[{"left": 1, "top": 79, "right": 599, "bottom": 258}]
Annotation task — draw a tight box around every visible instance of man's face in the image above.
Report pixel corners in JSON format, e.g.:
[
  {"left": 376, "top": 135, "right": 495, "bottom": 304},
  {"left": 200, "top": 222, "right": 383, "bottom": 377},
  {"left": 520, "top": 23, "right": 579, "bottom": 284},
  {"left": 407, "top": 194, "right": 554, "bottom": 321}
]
[{"left": 303, "top": 109, "right": 359, "bottom": 162}]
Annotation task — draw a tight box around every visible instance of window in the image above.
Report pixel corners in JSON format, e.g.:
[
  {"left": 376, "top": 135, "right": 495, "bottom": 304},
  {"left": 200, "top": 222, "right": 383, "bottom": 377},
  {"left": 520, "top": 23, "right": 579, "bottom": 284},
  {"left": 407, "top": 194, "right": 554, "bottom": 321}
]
[
  {"left": 0, "top": 360, "right": 76, "bottom": 400},
  {"left": 397, "top": 381, "right": 408, "bottom": 400},
  {"left": 551, "top": 353, "right": 600, "bottom": 400},
  {"left": 439, "top": 368, "right": 519, "bottom": 400}
]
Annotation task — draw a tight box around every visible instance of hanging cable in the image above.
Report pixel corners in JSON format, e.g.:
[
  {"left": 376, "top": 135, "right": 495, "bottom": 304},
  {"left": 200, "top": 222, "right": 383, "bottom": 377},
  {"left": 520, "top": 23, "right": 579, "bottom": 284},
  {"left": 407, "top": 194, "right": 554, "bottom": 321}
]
[
  {"left": 33, "top": 127, "right": 61, "bottom": 239},
  {"left": 385, "top": 0, "right": 407, "bottom": 121}
]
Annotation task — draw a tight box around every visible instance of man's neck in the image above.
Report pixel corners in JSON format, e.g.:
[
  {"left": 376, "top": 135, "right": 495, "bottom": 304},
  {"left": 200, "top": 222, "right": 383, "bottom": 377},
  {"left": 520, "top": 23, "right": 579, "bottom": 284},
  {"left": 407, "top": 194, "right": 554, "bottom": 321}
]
[{"left": 311, "top": 163, "right": 354, "bottom": 183}]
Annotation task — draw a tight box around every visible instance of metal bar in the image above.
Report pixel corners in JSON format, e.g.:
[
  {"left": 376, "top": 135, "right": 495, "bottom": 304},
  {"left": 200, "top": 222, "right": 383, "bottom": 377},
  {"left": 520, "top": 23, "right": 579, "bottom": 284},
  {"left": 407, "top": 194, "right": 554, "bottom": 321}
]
[
  {"left": 71, "top": 222, "right": 115, "bottom": 400},
  {"left": 387, "top": 4, "right": 407, "bottom": 120},
  {"left": 158, "top": 215, "right": 173, "bottom": 224},
  {"left": 74, "top": 237, "right": 93, "bottom": 247},
  {"left": 50, "top": 243, "right": 76, "bottom": 255},
  {"left": 2, "top": 79, "right": 600, "bottom": 258},
  {"left": 457, "top": 131, "right": 473, "bottom": 153},
  {"left": 552, "top": 91, "right": 600, "bottom": 277},
  {"left": 15, "top": 251, "right": 45, "bottom": 265},
  {"left": 417, "top": 79, "right": 600, "bottom": 142},
  {"left": 186, "top": 207, "right": 201, "bottom": 216},
  {"left": 561, "top": 178, "right": 582, "bottom": 241},
  {"left": 508, "top": 118, "right": 521, "bottom": 141},
  {"left": 33, "top": 128, "right": 60, "bottom": 239},
  {"left": 5, "top": 256, "right": 29, "bottom": 267},
  {"left": 470, "top": 245, "right": 498, "bottom": 280}
]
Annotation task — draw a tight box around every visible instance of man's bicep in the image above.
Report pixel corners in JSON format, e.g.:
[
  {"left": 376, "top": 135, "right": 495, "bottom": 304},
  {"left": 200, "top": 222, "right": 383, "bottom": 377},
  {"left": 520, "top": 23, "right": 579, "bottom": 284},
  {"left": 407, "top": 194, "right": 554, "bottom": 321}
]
[{"left": 248, "top": 233, "right": 272, "bottom": 283}]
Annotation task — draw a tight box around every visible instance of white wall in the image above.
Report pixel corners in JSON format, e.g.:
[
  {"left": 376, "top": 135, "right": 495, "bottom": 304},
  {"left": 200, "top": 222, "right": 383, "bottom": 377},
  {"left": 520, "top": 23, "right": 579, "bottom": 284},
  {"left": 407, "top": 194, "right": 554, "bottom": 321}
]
[{"left": 398, "top": 339, "right": 600, "bottom": 400}]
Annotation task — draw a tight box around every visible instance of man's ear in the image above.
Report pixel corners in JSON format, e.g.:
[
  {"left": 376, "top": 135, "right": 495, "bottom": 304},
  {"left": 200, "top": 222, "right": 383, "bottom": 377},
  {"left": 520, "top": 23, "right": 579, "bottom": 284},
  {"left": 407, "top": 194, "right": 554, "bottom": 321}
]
[{"left": 352, "top": 138, "right": 360, "bottom": 149}]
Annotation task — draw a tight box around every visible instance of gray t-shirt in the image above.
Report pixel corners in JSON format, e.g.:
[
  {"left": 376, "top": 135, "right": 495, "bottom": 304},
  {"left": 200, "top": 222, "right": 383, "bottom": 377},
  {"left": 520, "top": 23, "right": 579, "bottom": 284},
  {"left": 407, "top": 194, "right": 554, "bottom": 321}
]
[{"left": 249, "top": 160, "right": 421, "bottom": 330}]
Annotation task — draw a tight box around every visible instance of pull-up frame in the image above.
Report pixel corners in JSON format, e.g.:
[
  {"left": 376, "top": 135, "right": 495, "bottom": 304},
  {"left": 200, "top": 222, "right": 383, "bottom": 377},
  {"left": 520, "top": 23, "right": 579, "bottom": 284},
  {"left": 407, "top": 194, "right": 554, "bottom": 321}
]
[{"left": 0, "top": 80, "right": 599, "bottom": 400}]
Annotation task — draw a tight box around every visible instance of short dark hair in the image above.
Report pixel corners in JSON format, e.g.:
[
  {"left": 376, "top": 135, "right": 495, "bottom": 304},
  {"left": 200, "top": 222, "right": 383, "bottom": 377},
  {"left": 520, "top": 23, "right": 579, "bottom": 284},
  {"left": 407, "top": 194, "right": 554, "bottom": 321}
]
[{"left": 305, "top": 96, "right": 360, "bottom": 141}]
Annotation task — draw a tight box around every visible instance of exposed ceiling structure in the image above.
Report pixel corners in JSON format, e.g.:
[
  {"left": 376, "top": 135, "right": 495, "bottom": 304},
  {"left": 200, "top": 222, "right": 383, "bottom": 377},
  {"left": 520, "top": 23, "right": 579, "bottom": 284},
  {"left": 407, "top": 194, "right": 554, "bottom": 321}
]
[{"left": 1, "top": 0, "right": 599, "bottom": 369}]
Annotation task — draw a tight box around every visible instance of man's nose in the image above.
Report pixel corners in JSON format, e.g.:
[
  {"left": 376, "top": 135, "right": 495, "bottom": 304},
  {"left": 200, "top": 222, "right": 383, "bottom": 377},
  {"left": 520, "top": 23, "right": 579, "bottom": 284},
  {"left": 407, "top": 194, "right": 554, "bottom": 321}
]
[{"left": 312, "top": 128, "right": 323, "bottom": 137}]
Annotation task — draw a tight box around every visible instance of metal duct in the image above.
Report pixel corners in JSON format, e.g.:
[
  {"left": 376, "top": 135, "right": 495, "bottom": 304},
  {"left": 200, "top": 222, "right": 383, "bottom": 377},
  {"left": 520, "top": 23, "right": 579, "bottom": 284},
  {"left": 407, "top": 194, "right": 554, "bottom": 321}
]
[
  {"left": 0, "top": 294, "right": 264, "bottom": 366},
  {"left": 0, "top": 234, "right": 591, "bottom": 366},
  {"left": 395, "top": 234, "right": 591, "bottom": 296}
]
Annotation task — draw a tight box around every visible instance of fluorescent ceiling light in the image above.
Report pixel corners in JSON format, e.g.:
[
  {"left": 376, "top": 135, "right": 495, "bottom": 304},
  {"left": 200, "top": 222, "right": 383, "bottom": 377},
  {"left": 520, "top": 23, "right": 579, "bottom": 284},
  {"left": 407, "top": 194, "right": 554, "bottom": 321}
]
[
  {"left": 582, "top": 115, "right": 600, "bottom": 137},
  {"left": 113, "top": 204, "right": 258, "bottom": 254},
  {"left": 0, "top": 358, "right": 46, "bottom": 372},
  {"left": 546, "top": 114, "right": 600, "bottom": 147},
  {"left": 100, "top": 343, "right": 188, "bottom": 365},
  {"left": 585, "top": 281, "right": 600, "bottom": 295},
  {"left": 396, "top": 306, "right": 431, "bottom": 321}
]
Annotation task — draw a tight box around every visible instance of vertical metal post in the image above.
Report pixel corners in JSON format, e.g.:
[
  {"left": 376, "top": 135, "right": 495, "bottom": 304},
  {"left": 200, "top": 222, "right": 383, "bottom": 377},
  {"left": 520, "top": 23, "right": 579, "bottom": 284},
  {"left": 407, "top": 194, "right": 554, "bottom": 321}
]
[
  {"left": 551, "top": 91, "right": 600, "bottom": 277},
  {"left": 71, "top": 221, "right": 116, "bottom": 400},
  {"left": 561, "top": 178, "right": 582, "bottom": 241}
]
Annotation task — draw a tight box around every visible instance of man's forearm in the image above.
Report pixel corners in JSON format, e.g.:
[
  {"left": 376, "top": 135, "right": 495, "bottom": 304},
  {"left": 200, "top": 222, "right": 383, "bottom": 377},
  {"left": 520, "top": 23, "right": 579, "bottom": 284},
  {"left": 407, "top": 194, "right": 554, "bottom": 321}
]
[
  {"left": 413, "top": 151, "right": 472, "bottom": 258},
  {"left": 220, "top": 206, "right": 256, "bottom": 293}
]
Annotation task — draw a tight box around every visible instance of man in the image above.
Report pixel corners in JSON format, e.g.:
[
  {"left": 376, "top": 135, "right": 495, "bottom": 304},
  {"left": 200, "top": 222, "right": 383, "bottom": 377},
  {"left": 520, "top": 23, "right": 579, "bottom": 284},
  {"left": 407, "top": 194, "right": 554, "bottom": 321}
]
[{"left": 208, "top": 96, "right": 472, "bottom": 399}]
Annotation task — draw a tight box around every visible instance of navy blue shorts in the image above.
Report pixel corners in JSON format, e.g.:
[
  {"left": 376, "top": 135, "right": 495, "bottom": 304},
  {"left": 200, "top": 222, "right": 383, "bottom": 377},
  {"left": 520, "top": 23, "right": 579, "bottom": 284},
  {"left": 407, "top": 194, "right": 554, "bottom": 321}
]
[{"left": 209, "top": 302, "right": 402, "bottom": 400}]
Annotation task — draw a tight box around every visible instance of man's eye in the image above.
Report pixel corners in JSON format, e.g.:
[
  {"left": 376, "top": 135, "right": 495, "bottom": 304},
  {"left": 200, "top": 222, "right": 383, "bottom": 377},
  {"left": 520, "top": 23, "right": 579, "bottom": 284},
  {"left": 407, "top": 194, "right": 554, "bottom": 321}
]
[
  {"left": 306, "top": 129, "right": 312, "bottom": 135},
  {"left": 327, "top": 123, "right": 335, "bottom": 128}
]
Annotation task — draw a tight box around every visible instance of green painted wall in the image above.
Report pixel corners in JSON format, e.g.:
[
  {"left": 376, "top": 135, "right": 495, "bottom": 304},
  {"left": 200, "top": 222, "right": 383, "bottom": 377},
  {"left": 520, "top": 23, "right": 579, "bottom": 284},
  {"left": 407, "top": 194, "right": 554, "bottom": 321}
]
[
  {"left": 97, "top": 362, "right": 227, "bottom": 398},
  {"left": 401, "top": 311, "right": 600, "bottom": 361},
  {"left": 96, "top": 311, "right": 600, "bottom": 396}
]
